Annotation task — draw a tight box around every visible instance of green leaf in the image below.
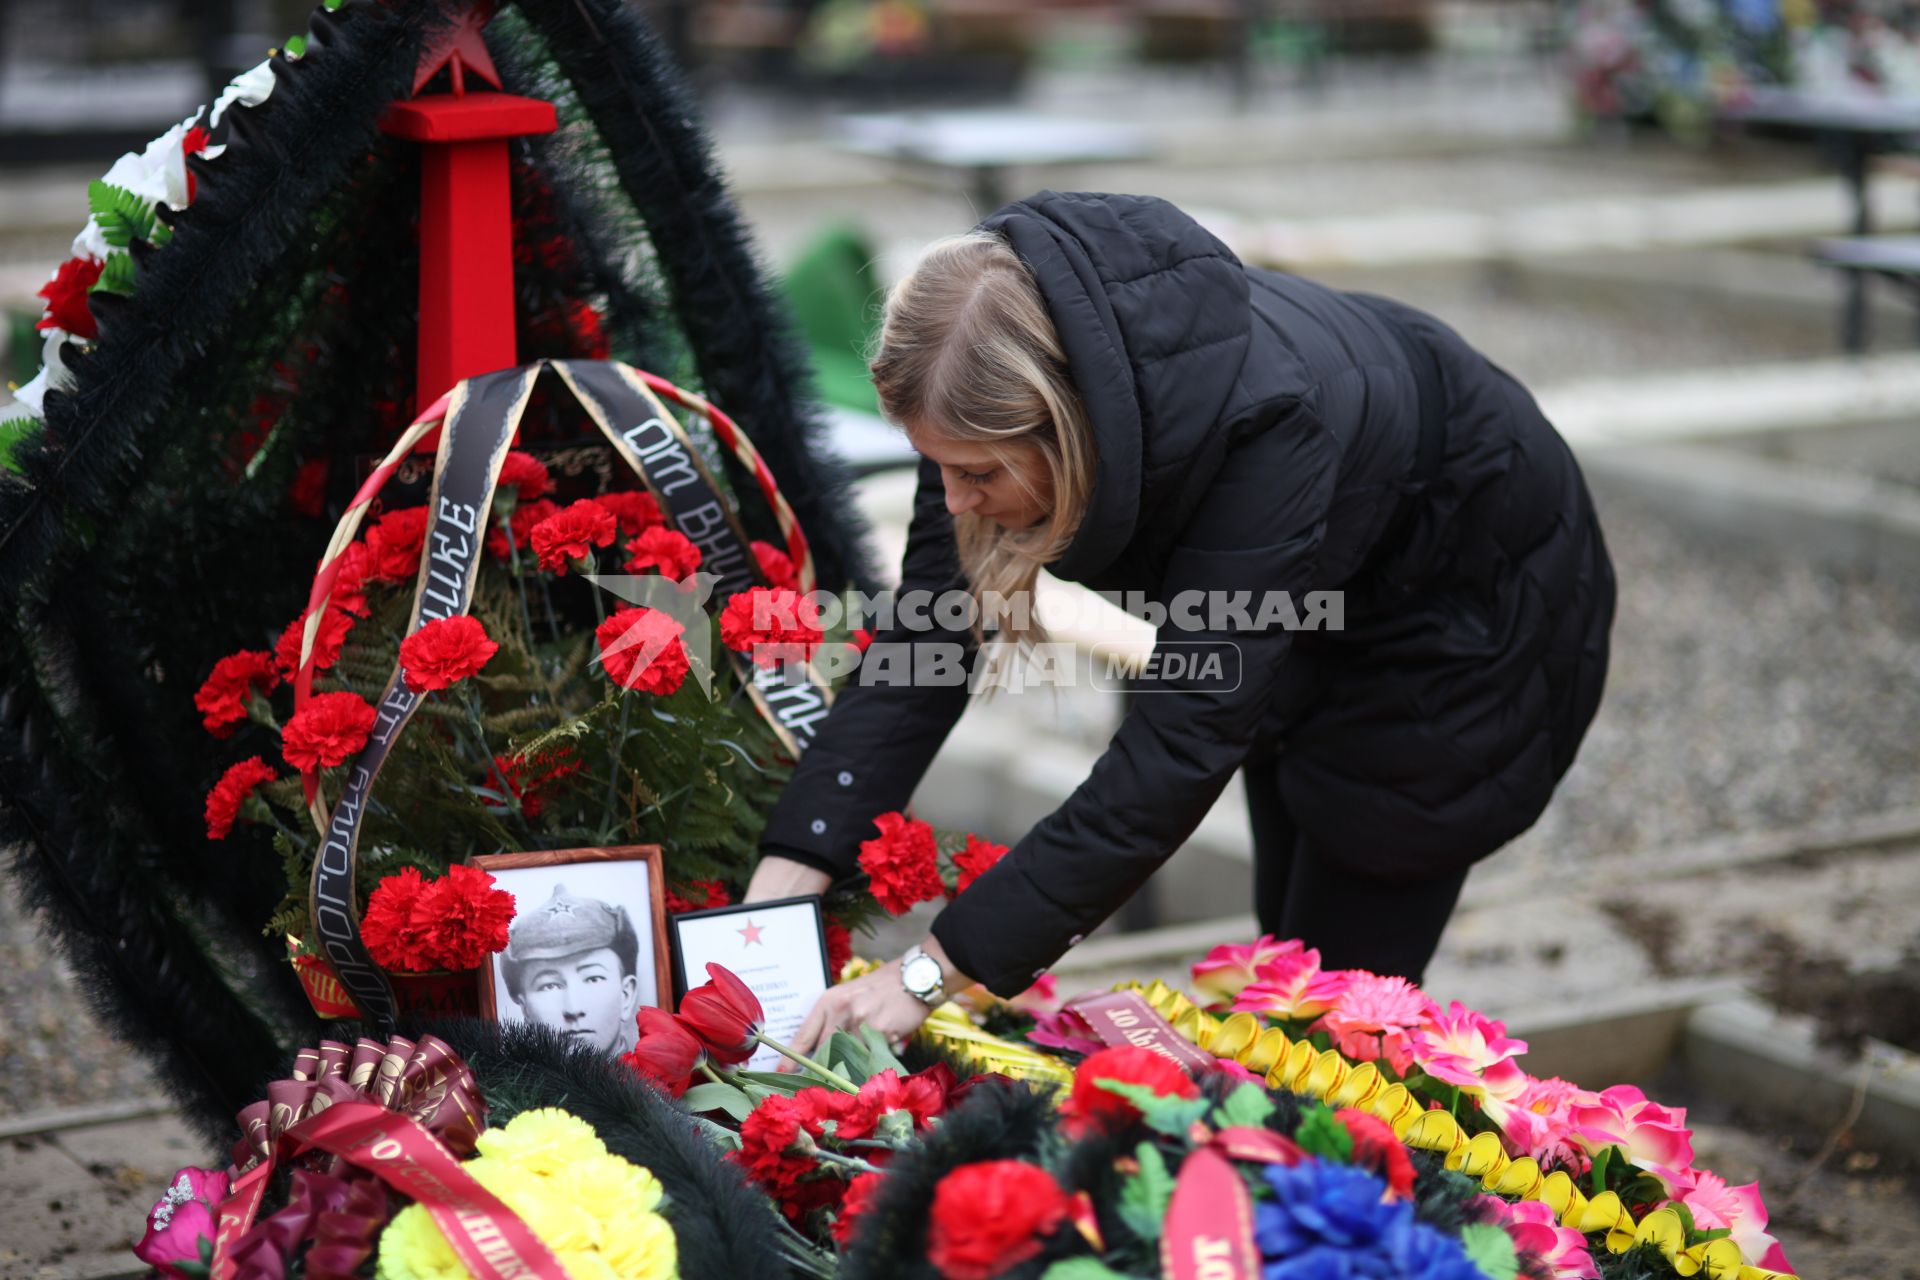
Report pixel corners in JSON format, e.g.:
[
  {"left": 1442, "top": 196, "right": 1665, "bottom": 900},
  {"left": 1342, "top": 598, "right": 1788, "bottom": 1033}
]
[
  {"left": 87, "top": 181, "right": 155, "bottom": 247},
  {"left": 692, "top": 1116, "right": 743, "bottom": 1151},
  {"left": 735, "top": 1070, "right": 809, "bottom": 1094},
  {"left": 92, "top": 252, "right": 136, "bottom": 296},
  {"left": 1040, "top": 1260, "right": 1130, "bottom": 1280},
  {"left": 682, "top": 1082, "right": 754, "bottom": 1122},
  {"left": 1458, "top": 1222, "right": 1519, "bottom": 1280},
  {"left": 1116, "top": 1141, "right": 1175, "bottom": 1243},
  {"left": 1695, "top": 1227, "right": 1732, "bottom": 1244},
  {"left": 859, "top": 1025, "right": 908, "bottom": 1076},
  {"left": 1212, "top": 1083, "right": 1275, "bottom": 1131},
  {"left": 284, "top": 34, "right": 308, "bottom": 57},
  {"left": 1093, "top": 1079, "right": 1210, "bottom": 1136},
  {"left": 825, "top": 1030, "right": 873, "bottom": 1083},
  {"left": 1589, "top": 1145, "right": 1615, "bottom": 1198},
  {"left": 1293, "top": 1104, "right": 1354, "bottom": 1163}
]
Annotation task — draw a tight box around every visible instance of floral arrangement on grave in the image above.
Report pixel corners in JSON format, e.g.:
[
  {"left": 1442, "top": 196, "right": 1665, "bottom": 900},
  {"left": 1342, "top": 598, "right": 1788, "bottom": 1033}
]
[{"left": 192, "top": 437, "right": 878, "bottom": 990}]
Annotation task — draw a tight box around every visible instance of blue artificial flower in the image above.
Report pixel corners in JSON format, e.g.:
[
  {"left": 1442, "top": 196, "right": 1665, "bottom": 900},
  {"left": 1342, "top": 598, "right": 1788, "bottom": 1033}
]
[{"left": 1254, "top": 1161, "right": 1483, "bottom": 1280}]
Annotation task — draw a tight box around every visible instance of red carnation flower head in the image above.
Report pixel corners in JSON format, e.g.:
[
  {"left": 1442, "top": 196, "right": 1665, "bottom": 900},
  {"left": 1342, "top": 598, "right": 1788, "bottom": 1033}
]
[
  {"left": 486, "top": 746, "right": 583, "bottom": 820},
  {"left": 857, "top": 811, "right": 943, "bottom": 915},
  {"left": 1062, "top": 1045, "right": 1201, "bottom": 1137},
  {"left": 203, "top": 756, "right": 278, "bottom": 840},
  {"left": 273, "top": 605, "right": 357, "bottom": 680},
  {"left": 752, "top": 540, "right": 798, "bottom": 590},
  {"left": 623, "top": 1007, "right": 706, "bottom": 1098},
  {"left": 926, "top": 1160, "right": 1070, "bottom": 1280},
  {"left": 486, "top": 497, "right": 559, "bottom": 560},
  {"left": 530, "top": 498, "right": 617, "bottom": 575},
  {"left": 832, "top": 1170, "right": 886, "bottom": 1247},
  {"left": 1334, "top": 1107, "right": 1417, "bottom": 1200},
  {"left": 678, "top": 963, "right": 764, "bottom": 1065},
  {"left": 733, "top": 1092, "right": 848, "bottom": 1222},
  {"left": 399, "top": 615, "right": 499, "bottom": 693},
  {"left": 599, "top": 489, "right": 664, "bottom": 538},
  {"left": 194, "top": 650, "right": 280, "bottom": 737},
  {"left": 952, "top": 833, "right": 1010, "bottom": 895},
  {"left": 37, "top": 256, "right": 104, "bottom": 340},
  {"left": 363, "top": 506, "right": 431, "bottom": 583},
  {"left": 623, "top": 525, "right": 703, "bottom": 581},
  {"left": 325, "top": 541, "right": 373, "bottom": 618},
  {"left": 280, "top": 690, "right": 377, "bottom": 771},
  {"left": 594, "top": 606, "right": 690, "bottom": 695},
  {"left": 414, "top": 864, "right": 515, "bottom": 971},
  {"left": 497, "top": 450, "right": 552, "bottom": 503},
  {"left": 825, "top": 917, "right": 853, "bottom": 979},
  {"left": 664, "top": 879, "right": 731, "bottom": 915},
  {"left": 718, "top": 586, "right": 825, "bottom": 668},
  {"left": 361, "top": 867, "right": 435, "bottom": 972}
]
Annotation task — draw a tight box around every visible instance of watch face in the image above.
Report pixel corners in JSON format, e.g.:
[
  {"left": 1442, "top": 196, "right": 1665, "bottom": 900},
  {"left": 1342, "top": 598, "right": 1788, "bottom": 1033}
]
[{"left": 903, "top": 954, "right": 942, "bottom": 996}]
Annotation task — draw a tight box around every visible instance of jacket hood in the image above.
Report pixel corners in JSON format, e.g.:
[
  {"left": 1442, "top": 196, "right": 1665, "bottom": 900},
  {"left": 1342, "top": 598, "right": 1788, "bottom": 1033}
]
[{"left": 978, "top": 190, "right": 1253, "bottom": 582}]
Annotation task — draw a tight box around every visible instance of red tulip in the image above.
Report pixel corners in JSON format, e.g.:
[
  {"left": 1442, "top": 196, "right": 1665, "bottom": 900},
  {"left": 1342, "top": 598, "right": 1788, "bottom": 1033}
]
[
  {"left": 678, "top": 963, "right": 764, "bottom": 1065},
  {"left": 621, "top": 1007, "right": 706, "bottom": 1097}
]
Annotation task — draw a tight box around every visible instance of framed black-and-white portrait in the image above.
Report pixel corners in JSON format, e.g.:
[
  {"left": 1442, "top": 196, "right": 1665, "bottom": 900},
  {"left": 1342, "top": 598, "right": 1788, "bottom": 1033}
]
[
  {"left": 473, "top": 845, "right": 669, "bottom": 1056},
  {"left": 669, "top": 895, "right": 831, "bottom": 1071}
]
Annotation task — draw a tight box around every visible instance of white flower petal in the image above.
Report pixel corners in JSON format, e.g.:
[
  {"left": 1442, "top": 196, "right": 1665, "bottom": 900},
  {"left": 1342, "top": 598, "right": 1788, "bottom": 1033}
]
[{"left": 210, "top": 59, "right": 277, "bottom": 129}]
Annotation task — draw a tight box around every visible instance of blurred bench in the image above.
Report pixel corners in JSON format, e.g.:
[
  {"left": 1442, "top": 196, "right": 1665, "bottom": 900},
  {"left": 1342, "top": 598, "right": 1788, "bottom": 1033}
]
[{"left": 1811, "top": 235, "right": 1920, "bottom": 348}]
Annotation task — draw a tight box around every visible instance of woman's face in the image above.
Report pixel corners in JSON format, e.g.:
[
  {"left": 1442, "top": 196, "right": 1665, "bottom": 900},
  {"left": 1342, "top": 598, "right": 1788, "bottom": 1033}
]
[{"left": 910, "top": 428, "right": 1054, "bottom": 531}]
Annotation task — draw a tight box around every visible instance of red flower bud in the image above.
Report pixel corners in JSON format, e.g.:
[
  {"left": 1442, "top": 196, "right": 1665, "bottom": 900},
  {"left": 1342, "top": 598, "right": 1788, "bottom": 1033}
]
[
  {"left": 622, "top": 1007, "right": 706, "bottom": 1097},
  {"left": 678, "top": 963, "right": 764, "bottom": 1065}
]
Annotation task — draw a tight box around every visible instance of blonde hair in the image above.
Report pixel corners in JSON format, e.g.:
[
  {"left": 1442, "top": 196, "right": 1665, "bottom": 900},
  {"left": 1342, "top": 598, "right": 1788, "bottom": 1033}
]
[{"left": 867, "top": 230, "right": 1097, "bottom": 654}]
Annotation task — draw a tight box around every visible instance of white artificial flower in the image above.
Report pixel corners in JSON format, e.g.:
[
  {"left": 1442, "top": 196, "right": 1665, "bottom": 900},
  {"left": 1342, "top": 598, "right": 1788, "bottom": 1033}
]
[
  {"left": 71, "top": 217, "right": 111, "bottom": 261},
  {"left": 210, "top": 59, "right": 277, "bottom": 130},
  {"left": 10, "top": 331, "right": 76, "bottom": 418},
  {"left": 11, "top": 369, "right": 50, "bottom": 418}
]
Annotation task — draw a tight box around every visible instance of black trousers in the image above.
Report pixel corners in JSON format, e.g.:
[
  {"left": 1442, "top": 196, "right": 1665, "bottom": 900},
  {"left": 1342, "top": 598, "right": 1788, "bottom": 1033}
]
[{"left": 1241, "top": 733, "right": 1468, "bottom": 987}]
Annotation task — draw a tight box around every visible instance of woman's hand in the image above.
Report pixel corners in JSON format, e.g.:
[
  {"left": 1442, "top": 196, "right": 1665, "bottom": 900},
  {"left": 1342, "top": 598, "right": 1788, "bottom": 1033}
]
[
  {"left": 744, "top": 854, "right": 833, "bottom": 904},
  {"left": 786, "top": 957, "right": 934, "bottom": 1063}
]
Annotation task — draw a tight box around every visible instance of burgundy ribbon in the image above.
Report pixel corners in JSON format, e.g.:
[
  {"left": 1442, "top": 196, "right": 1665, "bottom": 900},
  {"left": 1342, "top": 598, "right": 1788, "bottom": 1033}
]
[
  {"left": 1063, "top": 991, "right": 1217, "bottom": 1072},
  {"left": 1162, "top": 1127, "right": 1304, "bottom": 1280}
]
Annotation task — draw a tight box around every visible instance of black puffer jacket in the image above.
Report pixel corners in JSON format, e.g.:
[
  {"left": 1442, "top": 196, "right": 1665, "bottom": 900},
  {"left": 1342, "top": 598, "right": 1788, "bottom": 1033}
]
[{"left": 760, "top": 191, "right": 1614, "bottom": 996}]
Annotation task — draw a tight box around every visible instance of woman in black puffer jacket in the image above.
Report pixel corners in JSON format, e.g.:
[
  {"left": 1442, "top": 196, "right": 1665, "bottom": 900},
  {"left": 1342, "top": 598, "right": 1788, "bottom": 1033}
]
[{"left": 745, "top": 190, "right": 1615, "bottom": 1054}]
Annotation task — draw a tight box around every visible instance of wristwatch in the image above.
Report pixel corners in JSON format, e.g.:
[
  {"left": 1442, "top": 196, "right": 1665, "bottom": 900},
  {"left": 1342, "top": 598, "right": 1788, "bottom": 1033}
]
[{"left": 899, "top": 944, "right": 947, "bottom": 1007}]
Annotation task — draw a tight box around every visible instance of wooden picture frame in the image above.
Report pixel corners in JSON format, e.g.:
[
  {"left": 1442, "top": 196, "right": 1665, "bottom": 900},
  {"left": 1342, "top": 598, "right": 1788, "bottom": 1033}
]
[{"left": 472, "top": 845, "right": 672, "bottom": 1053}]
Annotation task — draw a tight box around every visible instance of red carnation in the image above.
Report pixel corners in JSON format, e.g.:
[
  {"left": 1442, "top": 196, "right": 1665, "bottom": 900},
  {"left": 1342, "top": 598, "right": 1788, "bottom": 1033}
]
[
  {"left": 665, "top": 879, "right": 731, "bottom": 914},
  {"left": 599, "top": 489, "right": 663, "bottom": 537},
  {"left": 718, "top": 586, "right": 825, "bottom": 668},
  {"left": 857, "top": 811, "right": 943, "bottom": 915},
  {"left": 530, "top": 498, "right": 617, "bottom": 575},
  {"left": 623, "top": 1008, "right": 706, "bottom": 1098},
  {"left": 859, "top": 1067, "right": 951, "bottom": 1131},
  {"left": 281, "top": 691, "right": 377, "bottom": 771},
  {"left": 273, "top": 605, "right": 357, "bottom": 679},
  {"left": 832, "top": 1170, "right": 885, "bottom": 1247},
  {"left": 37, "top": 256, "right": 104, "bottom": 339},
  {"left": 623, "top": 525, "right": 703, "bottom": 580},
  {"left": 486, "top": 497, "right": 559, "bottom": 560},
  {"left": 399, "top": 616, "right": 498, "bottom": 692},
  {"left": 1062, "top": 1045, "right": 1200, "bottom": 1137},
  {"left": 325, "top": 542, "right": 373, "bottom": 618},
  {"left": 486, "top": 746, "right": 582, "bottom": 820},
  {"left": 825, "top": 916, "right": 852, "bottom": 979},
  {"left": 1335, "top": 1107, "right": 1417, "bottom": 1200},
  {"left": 952, "top": 833, "right": 1010, "bottom": 895},
  {"left": 194, "top": 650, "right": 279, "bottom": 737},
  {"left": 595, "top": 606, "right": 690, "bottom": 695},
  {"left": 678, "top": 963, "right": 764, "bottom": 1065},
  {"left": 926, "top": 1161, "right": 1069, "bottom": 1280},
  {"left": 497, "top": 450, "right": 552, "bottom": 502},
  {"left": 734, "top": 1093, "right": 848, "bottom": 1221},
  {"left": 362, "top": 867, "right": 435, "bottom": 972},
  {"left": 288, "top": 457, "right": 330, "bottom": 519},
  {"left": 363, "top": 506, "right": 431, "bottom": 583},
  {"left": 203, "top": 756, "right": 278, "bottom": 840},
  {"left": 752, "top": 540, "right": 798, "bottom": 590},
  {"left": 415, "top": 864, "right": 515, "bottom": 970}
]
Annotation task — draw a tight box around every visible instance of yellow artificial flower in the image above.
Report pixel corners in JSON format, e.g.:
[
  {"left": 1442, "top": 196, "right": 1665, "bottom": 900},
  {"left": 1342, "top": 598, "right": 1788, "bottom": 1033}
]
[
  {"left": 557, "top": 1250, "right": 622, "bottom": 1280},
  {"left": 375, "top": 1203, "right": 470, "bottom": 1280},
  {"left": 598, "top": 1209, "right": 679, "bottom": 1280},
  {"left": 558, "top": 1152, "right": 667, "bottom": 1224},
  {"left": 474, "top": 1107, "right": 609, "bottom": 1175},
  {"left": 471, "top": 1159, "right": 599, "bottom": 1254}
]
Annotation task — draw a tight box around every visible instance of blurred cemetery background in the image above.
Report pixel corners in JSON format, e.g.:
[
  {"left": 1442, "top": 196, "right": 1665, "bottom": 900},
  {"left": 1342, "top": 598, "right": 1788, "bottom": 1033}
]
[{"left": 4, "top": 3, "right": 1920, "bottom": 1276}]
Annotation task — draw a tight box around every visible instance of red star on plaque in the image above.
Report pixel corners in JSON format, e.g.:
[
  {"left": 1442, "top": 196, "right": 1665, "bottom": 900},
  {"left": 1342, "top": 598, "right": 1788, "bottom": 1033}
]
[{"left": 738, "top": 918, "right": 766, "bottom": 947}]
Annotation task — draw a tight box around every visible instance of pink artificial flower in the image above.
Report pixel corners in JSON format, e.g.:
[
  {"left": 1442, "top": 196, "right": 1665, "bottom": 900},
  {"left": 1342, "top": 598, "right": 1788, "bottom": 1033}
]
[
  {"left": 1483, "top": 1075, "right": 1593, "bottom": 1169},
  {"left": 1569, "top": 1084, "right": 1696, "bottom": 1195},
  {"left": 1026, "top": 1008, "right": 1104, "bottom": 1057},
  {"left": 1231, "top": 947, "right": 1351, "bottom": 1021},
  {"left": 1013, "top": 972, "right": 1060, "bottom": 1011},
  {"left": 1677, "top": 1172, "right": 1795, "bottom": 1275},
  {"left": 1310, "top": 971, "right": 1433, "bottom": 1074},
  {"left": 1412, "top": 1001, "right": 1530, "bottom": 1098},
  {"left": 1192, "top": 935, "right": 1301, "bottom": 1003},
  {"left": 134, "top": 1165, "right": 229, "bottom": 1278},
  {"left": 1479, "top": 1196, "right": 1598, "bottom": 1279}
]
